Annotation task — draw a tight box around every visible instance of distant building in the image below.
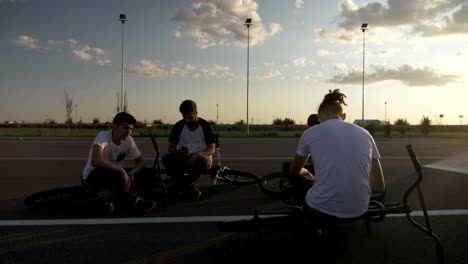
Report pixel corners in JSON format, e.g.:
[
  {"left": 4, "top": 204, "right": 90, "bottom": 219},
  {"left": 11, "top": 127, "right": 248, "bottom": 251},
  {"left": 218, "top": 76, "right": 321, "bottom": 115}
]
[{"left": 353, "top": 119, "right": 383, "bottom": 127}]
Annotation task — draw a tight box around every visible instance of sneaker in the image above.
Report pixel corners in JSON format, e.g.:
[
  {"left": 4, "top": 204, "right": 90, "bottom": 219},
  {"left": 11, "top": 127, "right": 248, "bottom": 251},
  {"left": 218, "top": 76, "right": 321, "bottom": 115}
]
[
  {"left": 184, "top": 185, "right": 202, "bottom": 200},
  {"left": 134, "top": 198, "right": 157, "bottom": 213}
]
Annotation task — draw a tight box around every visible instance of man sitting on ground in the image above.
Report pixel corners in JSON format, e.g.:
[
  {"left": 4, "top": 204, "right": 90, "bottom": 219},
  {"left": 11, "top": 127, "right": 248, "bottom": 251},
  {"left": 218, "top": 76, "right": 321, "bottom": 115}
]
[{"left": 82, "top": 112, "right": 157, "bottom": 213}]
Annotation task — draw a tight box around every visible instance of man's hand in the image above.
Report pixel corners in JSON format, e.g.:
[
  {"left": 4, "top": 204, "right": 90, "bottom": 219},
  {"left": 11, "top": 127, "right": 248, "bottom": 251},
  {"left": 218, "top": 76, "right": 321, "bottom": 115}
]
[
  {"left": 179, "top": 146, "right": 191, "bottom": 155},
  {"left": 301, "top": 170, "right": 315, "bottom": 181},
  {"left": 120, "top": 169, "right": 133, "bottom": 191}
]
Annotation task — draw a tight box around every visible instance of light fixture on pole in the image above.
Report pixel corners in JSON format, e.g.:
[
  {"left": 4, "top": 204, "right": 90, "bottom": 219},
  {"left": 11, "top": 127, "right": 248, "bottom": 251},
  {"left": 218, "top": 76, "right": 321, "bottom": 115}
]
[
  {"left": 361, "top": 23, "right": 368, "bottom": 127},
  {"left": 119, "top": 14, "right": 127, "bottom": 112},
  {"left": 244, "top": 18, "right": 252, "bottom": 135}
]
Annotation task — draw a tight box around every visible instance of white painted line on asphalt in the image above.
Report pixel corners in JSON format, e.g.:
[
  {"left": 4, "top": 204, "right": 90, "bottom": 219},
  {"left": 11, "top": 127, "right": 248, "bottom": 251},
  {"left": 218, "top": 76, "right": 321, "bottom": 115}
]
[
  {"left": 1, "top": 209, "right": 468, "bottom": 226},
  {"left": 0, "top": 156, "right": 447, "bottom": 160},
  {"left": 0, "top": 158, "right": 88, "bottom": 160},
  {"left": 0, "top": 215, "right": 253, "bottom": 226},
  {"left": 387, "top": 209, "right": 468, "bottom": 217}
]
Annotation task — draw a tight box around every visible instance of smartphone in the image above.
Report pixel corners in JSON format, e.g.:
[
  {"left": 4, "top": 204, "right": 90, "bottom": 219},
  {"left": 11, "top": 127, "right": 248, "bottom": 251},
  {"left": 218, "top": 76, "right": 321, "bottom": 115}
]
[{"left": 180, "top": 146, "right": 189, "bottom": 152}]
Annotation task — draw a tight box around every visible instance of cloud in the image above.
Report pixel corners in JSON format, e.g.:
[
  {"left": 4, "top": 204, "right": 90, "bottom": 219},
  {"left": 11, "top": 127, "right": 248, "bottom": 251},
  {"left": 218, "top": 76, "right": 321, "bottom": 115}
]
[
  {"left": 292, "top": 57, "right": 310, "bottom": 67},
  {"left": 173, "top": 31, "right": 182, "bottom": 38},
  {"left": 413, "top": 3, "right": 468, "bottom": 36},
  {"left": 334, "top": 63, "right": 349, "bottom": 71},
  {"left": 199, "top": 64, "right": 237, "bottom": 79},
  {"left": 253, "top": 70, "right": 282, "bottom": 80},
  {"left": 295, "top": 0, "right": 304, "bottom": 9},
  {"left": 317, "top": 49, "right": 337, "bottom": 56},
  {"left": 47, "top": 40, "right": 64, "bottom": 45},
  {"left": 172, "top": 0, "right": 283, "bottom": 48},
  {"left": 68, "top": 39, "right": 111, "bottom": 66},
  {"left": 11, "top": 35, "right": 111, "bottom": 66},
  {"left": 11, "top": 35, "right": 45, "bottom": 51},
  {"left": 126, "top": 60, "right": 170, "bottom": 78},
  {"left": 327, "top": 64, "right": 459, "bottom": 86},
  {"left": 375, "top": 48, "right": 400, "bottom": 57},
  {"left": 336, "top": 0, "right": 468, "bottom": 37},
  {"left": 126, "top": 60, "right": 239, "bottom": 79}
]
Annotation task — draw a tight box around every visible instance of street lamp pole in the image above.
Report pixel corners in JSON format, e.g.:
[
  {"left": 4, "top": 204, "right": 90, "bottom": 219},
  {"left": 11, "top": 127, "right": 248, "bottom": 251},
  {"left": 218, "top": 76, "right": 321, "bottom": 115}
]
[
  {"left": 361, "top": 23, "right": 368, "bottom": 127},
  {"left": 216, "top": 104, "right": 219, "bottom": 125},
  {"left": 119, "top": 14, "right": 127, "bottom": 112},
  {"left": 75, "top": 104, "right": 78, "bottom": 129},
  {"left": 384, "top": 101, "right": 387, "bottom": 124},
  {"left": 244, "top": 18, "right": 252, "bottom": 135}
]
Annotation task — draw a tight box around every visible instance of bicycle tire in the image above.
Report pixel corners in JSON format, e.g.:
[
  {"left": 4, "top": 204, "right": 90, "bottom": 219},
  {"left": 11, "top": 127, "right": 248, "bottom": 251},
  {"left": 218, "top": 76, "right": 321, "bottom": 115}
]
[
  {"left": 221, "top": 169, "right": 259, "bottom": 185},
  {"left": 259, "top": 172, "right": 293, "bottom": 198},
  {"left": 24, "top": 185, "right": 89, "bottom": 207}
]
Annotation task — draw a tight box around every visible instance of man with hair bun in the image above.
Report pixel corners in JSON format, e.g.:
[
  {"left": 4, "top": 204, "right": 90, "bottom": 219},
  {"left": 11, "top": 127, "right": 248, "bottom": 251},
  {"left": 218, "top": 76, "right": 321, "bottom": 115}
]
[{"left": 288, "top": 89, "right": 385, "bottom": 233}]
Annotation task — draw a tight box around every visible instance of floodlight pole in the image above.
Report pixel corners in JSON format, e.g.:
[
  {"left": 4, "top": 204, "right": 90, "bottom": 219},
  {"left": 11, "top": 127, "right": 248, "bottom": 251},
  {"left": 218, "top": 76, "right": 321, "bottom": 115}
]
[
  {"left": 384, "top": 101, "right": 387, "bottom": 124},
  {"left": 75, "top": 104, "right": 78, "bottom": 129},
  {"left": 361, "top": 23, "right": 368, "bottom": 127},
  {"left": 119, "top": 14, "right": 127, "bottom": 112},
  {"left": 245, "top": 18, "right": 252, "bottom": 135}
]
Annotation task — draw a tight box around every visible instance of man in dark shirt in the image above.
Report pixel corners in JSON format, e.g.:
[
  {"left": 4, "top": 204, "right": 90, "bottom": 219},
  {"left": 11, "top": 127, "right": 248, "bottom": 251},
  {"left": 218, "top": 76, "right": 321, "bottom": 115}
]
[{"left": 162, "top": 100, "right": 216, "bottom": 199}]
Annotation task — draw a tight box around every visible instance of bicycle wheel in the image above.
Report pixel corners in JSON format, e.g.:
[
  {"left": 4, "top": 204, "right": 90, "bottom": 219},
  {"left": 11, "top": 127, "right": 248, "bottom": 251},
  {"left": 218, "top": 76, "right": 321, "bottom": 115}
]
[
  {"left": 24, "top": 185, "right": 89, "bottom": 207},
  {"left": 259, "top": 172, "right": 293, "bottom": 198},
  {"left": 220, "top": 169, "right": 259, "bottom": 185}
]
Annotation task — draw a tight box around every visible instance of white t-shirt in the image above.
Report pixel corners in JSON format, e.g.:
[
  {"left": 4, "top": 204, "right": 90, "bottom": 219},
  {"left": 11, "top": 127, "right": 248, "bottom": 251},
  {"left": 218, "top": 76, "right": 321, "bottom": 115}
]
[
  {"left": 82, "top": 131, "right": 141, "bottom": 179},
  {"left": 296, "top": 119, "right": 381, "bottom": 218},
  {"left": 178, "top": 125, "right": 207, "bottom": 153}
]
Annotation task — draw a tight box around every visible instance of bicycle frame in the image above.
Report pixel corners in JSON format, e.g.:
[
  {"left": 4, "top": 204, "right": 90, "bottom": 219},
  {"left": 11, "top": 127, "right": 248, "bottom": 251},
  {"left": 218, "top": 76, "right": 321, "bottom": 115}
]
[
  {"left": 208, "top": 135, "right": 224, "bottom": 193},
  {"left": 150, "top": 134, "right": 168, "bottom": 211}
]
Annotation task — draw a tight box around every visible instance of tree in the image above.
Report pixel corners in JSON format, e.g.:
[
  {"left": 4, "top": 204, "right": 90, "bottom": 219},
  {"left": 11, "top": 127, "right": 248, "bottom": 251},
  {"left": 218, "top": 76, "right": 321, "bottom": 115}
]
[
  {"left": 272, "top": 117, "right": 295, "bottom": 126},
  {"left": 234, "top": 119, "right": 245, "bottom": 125},
  {"left": 272, "top": 117, "right": 296, "bottom": 131},
  {"left": 64, "top": 90, "right": 73, "bottom": 133},
  {"left": 419, "top": 116, "right": 431, "bottom": 136},
  {"left": 272, "top": 117, "right": 283, "bottom": 125},
  {"left": 394, "top": 118, "right": 410, "bottom": 136},
  {"left": 153, "top": 119, "right": 164, "bottom": 125},
  {"left": 283, "top": 118, "right": 295, "bottom": 126},
  {"left": 92, "top": 117, "right": 100, "bottom": 124},
  {"left": 383, "top": 121, "right": 392, "bottom": 137}
]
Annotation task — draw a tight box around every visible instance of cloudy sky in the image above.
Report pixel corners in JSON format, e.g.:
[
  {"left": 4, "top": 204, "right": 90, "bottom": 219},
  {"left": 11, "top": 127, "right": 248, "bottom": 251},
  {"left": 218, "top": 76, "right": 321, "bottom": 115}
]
[{"left": 1, "top": 0, "right": 467, "bottom": 125}]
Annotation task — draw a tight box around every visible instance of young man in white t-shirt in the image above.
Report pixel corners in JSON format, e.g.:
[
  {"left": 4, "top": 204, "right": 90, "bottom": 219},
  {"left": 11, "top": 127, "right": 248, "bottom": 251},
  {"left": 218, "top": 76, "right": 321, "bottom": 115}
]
[
  {"left": 289, "top": 89, "right": 385, "bottom": 228},
  {"left": 82, "top": 112, "right": 157, "bottom": 213},
  {"left": 162, "top": 100, "right": 216, "bottom": 200}
]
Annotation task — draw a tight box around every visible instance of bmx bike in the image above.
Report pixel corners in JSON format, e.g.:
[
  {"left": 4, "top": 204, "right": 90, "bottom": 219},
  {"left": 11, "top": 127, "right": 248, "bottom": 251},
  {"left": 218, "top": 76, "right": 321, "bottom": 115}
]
[
  {"left": 23, "top": 134, "right": 259, "bottom": 213},
  {"left": 218, "top": 144, "right": 445, "bottom": 264},
  {"left": 149, "top": 134, "right": 259, "bottom": 201}
]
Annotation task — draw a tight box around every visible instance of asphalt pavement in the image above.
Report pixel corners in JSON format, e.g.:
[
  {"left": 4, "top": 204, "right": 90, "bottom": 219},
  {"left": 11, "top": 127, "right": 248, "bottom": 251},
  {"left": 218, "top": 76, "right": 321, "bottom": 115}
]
[{"left": 1, "top": 137, "right": 468, "bottom": 264}]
